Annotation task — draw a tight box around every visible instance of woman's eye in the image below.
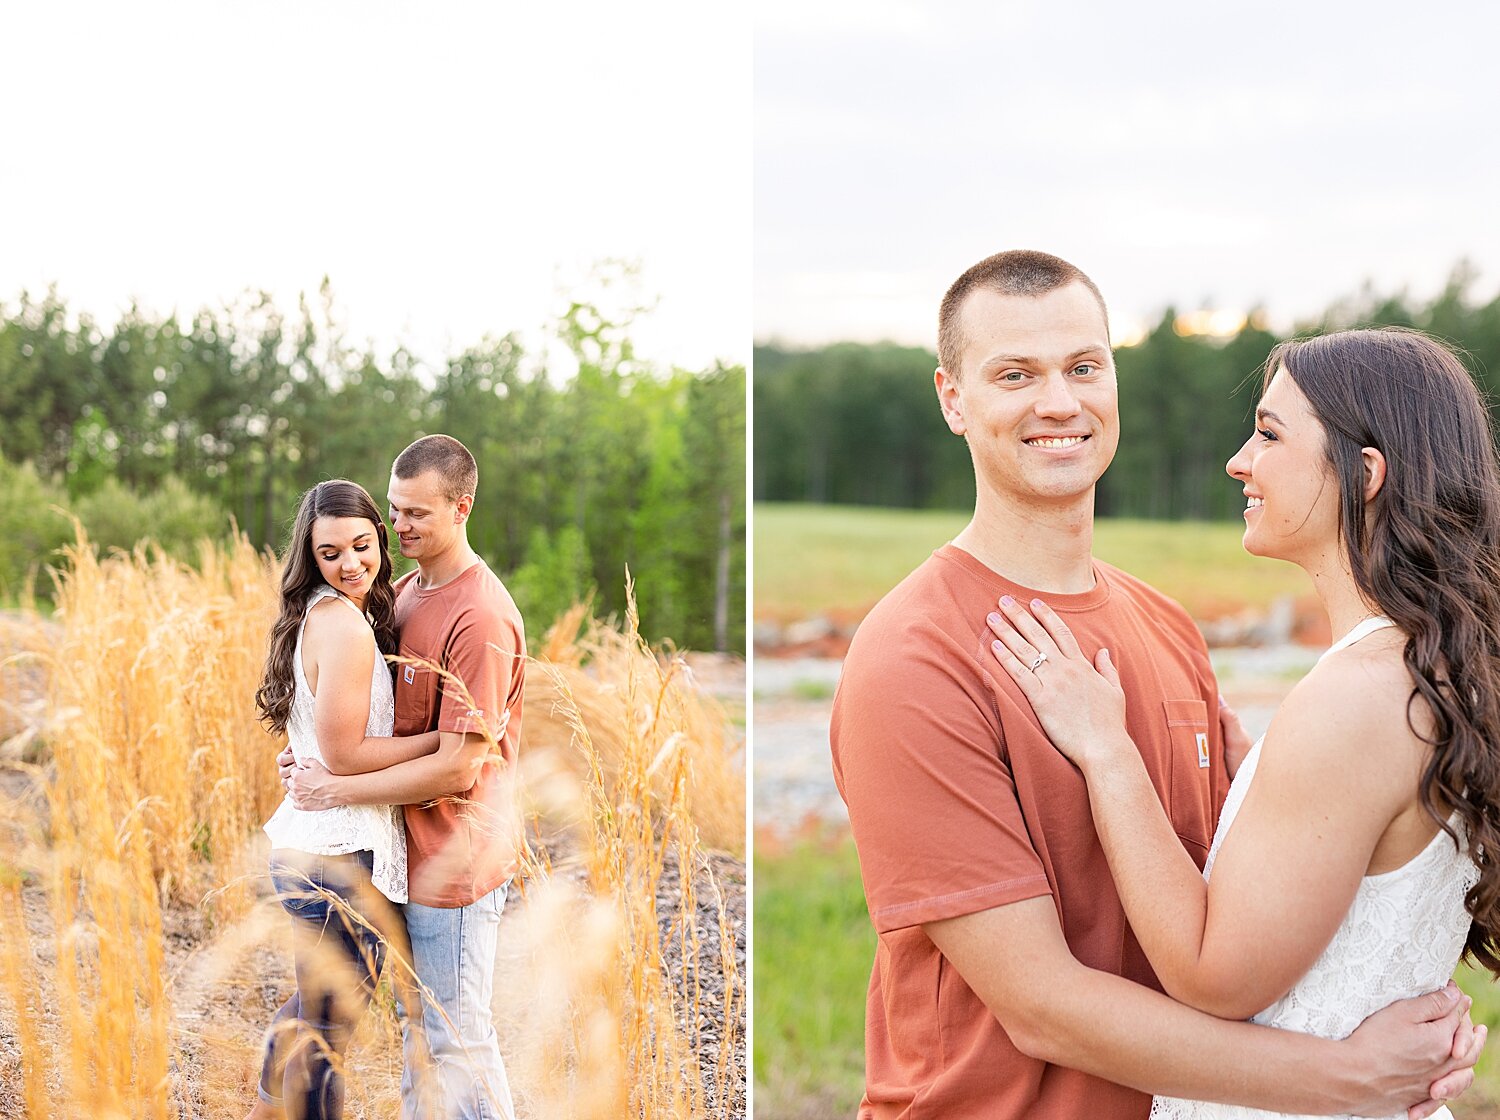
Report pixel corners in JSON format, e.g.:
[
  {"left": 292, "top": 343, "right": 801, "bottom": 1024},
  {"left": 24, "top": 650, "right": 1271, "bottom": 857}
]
[
  {"left": 355, "top": 545, "right": 369, "bottom": 552},
  {"left": 1257, "top": 428, "right": 1277, "bottom": 442}
]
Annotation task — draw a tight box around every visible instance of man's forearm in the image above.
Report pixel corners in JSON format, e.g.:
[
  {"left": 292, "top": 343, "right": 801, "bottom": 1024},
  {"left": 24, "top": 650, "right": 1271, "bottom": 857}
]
[
  {"left": 331, "top": 748, "right": 472, "bottom": 806},
  {"left": 1024, "top": 956, "right": 1361, "bottom": 1112},
  {"left": 323, "top": 731, "right": 441, "bottom": 776},
  {"left": 928, "top": 897, "right": 1459, "bottom": 1117}
]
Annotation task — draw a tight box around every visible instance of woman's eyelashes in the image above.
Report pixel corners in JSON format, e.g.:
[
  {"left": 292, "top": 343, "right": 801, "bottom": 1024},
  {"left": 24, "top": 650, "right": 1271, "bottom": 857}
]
[{"left": 320, "top": 545, "right": 370, "bottom": 562}]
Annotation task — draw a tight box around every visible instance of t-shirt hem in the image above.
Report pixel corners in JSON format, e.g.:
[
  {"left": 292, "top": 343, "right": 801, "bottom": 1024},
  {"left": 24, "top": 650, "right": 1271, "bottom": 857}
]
[
  {"left": 405, "top": 866, "right": 516, "bottom": 909},
  {"left": 871, "top": 874, "right": 1052, "bottom": 933}
]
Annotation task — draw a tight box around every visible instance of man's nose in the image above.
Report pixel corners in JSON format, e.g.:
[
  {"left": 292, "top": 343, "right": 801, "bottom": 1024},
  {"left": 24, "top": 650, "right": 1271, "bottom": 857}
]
[{"left": 1034, "top": 373, "right": 1082, "bottom": 418}]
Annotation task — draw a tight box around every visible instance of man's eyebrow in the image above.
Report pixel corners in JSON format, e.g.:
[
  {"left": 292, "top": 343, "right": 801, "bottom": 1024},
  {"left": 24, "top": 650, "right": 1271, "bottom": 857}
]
[
  {"left": 978, "top": 346, "right": 1108, "bottom": 371},
  {"left": 978, "top": 354, "right": 1038, "bottom": 369}
]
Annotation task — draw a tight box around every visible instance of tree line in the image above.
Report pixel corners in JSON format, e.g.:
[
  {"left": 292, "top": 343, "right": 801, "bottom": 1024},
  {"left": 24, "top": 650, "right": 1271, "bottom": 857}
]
[
  {"left": 755, "top": 264, "right": 1500, "bottom": 521},
  {"left": 0, "top": 280, "right": 745, "bottom": 652}
]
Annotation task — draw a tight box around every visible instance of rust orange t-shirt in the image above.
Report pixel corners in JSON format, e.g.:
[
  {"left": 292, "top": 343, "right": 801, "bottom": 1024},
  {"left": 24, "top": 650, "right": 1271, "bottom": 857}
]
[
  {"left": 831, "top": 545, "right": 1230, "bottom": 1119},
  {"left": 393, "top": 561, "right": 525, "bottom": 908}
]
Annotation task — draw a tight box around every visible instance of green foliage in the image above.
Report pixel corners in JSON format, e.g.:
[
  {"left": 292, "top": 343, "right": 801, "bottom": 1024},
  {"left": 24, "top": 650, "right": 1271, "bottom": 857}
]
[
  {"left": 754, "top": 838, "right": 872, "bottom": 1114},
  {"left": 1456, "top": 962, "right": 1500, "bottom": 1110},
  {"left": 0, "top": 459, "right": 72, "bottom": 600},
  {"left": 755, "top": 263, "right": 1500, "bottom": 523},
  {"left": 507, "top": 525, "right": 595, "bottom": 650},
  {"left": 71, "top": 476, "right": 229, "bottom": 562},
  {"left": 0, "top": 461, "right": 231, "bottom": 602},
  {"left": 753, "top": 342, "right": 970, "bottom": 508},
  {"left": 0, "top": 276, "right": 746, "bottom": 649}
]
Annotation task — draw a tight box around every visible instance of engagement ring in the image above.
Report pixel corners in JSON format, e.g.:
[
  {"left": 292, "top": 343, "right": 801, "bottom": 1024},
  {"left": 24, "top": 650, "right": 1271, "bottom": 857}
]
[{"left": 1028, "top": 652, "right": 1048, "bottom": 673}]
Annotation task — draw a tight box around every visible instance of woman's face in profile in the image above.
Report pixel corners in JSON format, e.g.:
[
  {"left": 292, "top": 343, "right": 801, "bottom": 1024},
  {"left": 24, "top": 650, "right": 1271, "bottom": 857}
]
[
  {"left": 310, "top": 515, "right": 382, "bottom": 607},
  {"left": 1226, "top": 367, "right": 1340, "bottom": 567}
]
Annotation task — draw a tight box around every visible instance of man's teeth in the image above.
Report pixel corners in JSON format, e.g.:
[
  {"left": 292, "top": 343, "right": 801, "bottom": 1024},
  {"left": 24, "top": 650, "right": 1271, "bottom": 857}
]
[{"left": 1027, "top": 436, "right": 1087, "bottom": 448}]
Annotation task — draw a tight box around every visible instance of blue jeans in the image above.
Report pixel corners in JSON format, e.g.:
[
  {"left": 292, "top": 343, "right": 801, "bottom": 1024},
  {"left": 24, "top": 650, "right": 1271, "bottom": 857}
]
[
  {"left": 258, "top": 849, "right": 404, "bottom": 1120},
  {"left": 396, "top": 882, "right": 515, "bottom": 1120}
]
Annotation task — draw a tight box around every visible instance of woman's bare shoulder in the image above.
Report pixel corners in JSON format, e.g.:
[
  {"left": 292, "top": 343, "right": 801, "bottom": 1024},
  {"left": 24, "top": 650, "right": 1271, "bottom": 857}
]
[
  {"left": 1272, "top": 631, "right": 1423, "bottom": 768},
  {"left": 303, "top": 593, "right": 375, "bottom": 646}
]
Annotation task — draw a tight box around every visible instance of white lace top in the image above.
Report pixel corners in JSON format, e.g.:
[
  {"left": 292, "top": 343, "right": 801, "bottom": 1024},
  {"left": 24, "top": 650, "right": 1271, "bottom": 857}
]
[
  {"left": 263, "top": 584, "right": 407, "bottom": 903},
  {"left": 1152, "top": 618, "right": 1476, "bottom": 1120}
]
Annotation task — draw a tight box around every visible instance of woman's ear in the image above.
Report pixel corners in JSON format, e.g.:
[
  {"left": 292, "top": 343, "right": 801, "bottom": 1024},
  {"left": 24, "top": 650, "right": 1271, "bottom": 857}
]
[{"left": 1361, "top": 446, "right": 1387, "bottom": 503}]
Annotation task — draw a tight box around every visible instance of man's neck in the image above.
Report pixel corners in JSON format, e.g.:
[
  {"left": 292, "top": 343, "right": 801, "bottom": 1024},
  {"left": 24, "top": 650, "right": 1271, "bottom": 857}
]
[
  {"left": 952, "top": 490, "right": 1097, "bottom": 593},
  {"left": 416, "top": 540, "right": 480, "bottom": 590}
]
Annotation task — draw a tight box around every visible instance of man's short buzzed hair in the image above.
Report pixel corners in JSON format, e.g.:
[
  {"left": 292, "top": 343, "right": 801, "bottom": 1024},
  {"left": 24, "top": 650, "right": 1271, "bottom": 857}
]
[
  {"left": 938, "top": 250, "right": 1109, "bottom": 377},
  {"left": 393, "top": 434, "right": 478, "bottom": 503}
]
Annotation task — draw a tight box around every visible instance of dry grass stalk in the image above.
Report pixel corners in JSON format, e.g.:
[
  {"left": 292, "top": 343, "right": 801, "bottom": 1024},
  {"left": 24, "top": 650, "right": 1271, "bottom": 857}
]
[
  {"left": 531, "top": 576, "right": 745, "bottom": 1116},
  {"left": 0, "top": 533, "right": 743, "bottom": 1117}
]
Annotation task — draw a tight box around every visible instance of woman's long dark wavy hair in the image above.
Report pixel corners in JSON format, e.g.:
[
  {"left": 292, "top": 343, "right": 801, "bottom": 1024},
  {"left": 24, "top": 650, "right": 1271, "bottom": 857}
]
[
  {"left": 254, "top": 480, "right": 399, "bottom": 736},
  {"left": 1271, "top": 327, "right": 1500, "bottom": 973}
]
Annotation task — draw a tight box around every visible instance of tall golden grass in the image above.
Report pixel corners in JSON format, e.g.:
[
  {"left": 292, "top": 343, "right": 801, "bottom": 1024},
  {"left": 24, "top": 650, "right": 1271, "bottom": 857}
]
[{"left": 0, "top": 528, "right": 745, "bottom": 1118}]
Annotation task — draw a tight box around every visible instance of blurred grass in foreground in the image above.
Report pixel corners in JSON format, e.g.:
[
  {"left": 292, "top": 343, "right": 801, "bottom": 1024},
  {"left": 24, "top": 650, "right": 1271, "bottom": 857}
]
[
  {"left": 756, "top": 836, "right": 1500, "bottom": 1119},
  {"left": 0, "top": 531, "right": 745, "bottom": 1118},
  {"left": 753, "top": 503, "right": 1312, "bottom": 623},
  {"left": 753, "top": 836, "right": 870, "bottom": 1119}
]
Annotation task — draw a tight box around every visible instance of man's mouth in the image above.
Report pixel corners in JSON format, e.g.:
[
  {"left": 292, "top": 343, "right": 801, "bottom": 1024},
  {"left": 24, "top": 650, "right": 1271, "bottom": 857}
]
[{"left": 1024, "top": 435, "right": 1089, "bottom": 449}]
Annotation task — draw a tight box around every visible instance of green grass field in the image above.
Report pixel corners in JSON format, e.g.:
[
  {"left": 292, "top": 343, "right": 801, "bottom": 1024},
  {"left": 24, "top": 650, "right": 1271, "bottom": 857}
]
[
  {"left": 755, "top": 840, "right": 1500, "bottom": 1118},
  {"left": 753, "top": 503, "right": 1313, "bottom": 623},
  {"left": 753, "top": 838, "right": 873, "bottom": 1119}
]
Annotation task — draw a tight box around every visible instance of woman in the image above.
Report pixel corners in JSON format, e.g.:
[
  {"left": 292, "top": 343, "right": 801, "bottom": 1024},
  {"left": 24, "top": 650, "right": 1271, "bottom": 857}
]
[
  {"left": 985, "top": 328, "right": 1499, "bottom": 1119},
  {"left": 246, "top": 479, "right": 441, "bottom": 1120}
]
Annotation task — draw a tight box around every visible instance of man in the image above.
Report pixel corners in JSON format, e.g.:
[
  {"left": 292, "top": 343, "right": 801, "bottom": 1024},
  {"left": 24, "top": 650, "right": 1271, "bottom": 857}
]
[
  {"left": 286, "top": 434, "right": 524, "bottom": 1120},
  {"left": 830, "top": 251, "right": 1480, "bottom": 1118}
]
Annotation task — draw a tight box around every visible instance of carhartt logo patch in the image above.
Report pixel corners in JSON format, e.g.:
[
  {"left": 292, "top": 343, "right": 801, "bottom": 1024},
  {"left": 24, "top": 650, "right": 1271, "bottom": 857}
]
[
  {"left": 404, "top": 666, "right": 415, "bottom": 685},
  {"left": 1196, "top": 732, "right": 1210, "bottom": 769}
]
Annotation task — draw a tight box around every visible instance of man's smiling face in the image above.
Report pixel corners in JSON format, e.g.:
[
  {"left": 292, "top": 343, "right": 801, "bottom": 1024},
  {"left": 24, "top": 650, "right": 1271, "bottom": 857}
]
[
  {"left": 387, "top": 469, "right": 464, "bottom": 563},
  {"left": 936, "top": 281, "right": 1118, "bottom": 508}
]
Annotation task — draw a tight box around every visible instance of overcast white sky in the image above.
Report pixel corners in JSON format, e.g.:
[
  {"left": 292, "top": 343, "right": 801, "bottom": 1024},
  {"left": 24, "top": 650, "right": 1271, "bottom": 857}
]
[
  {"left": 756, "top": 0, "right": 1500, "bottom": 349},
  {"left": 1, "top": 1, "right": 750, "bottom": 372}
]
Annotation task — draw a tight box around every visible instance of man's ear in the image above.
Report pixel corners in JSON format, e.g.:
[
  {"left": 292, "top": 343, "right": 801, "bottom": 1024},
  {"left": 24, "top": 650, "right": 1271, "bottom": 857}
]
[
  {"left": 1360, "top": 447, "right": 1387, "bottom": 503},
  {"left": 935, "top": 366, "right": 966, "bottom": 436},
  {"left": 455, "top": 494, "right": 474, "bottom": 524}
]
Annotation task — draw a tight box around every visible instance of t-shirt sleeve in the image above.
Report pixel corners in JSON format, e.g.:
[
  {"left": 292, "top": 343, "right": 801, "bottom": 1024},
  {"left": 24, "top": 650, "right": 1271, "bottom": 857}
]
[
  {"left": 832, "top": 620, "right": 1051, "bottom": 934},
  {"left": 438, "top": 601, "right": 522, "bottom": 740}
]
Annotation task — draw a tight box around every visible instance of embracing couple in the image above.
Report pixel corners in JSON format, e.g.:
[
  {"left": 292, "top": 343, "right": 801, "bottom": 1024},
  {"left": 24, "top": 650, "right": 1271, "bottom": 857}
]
[
  {"left": 833, "top": 251, "right": 1500, "bottom": 1118},
  {"left": 246, "top": 434, "right": 524, "bottom": 1120}
]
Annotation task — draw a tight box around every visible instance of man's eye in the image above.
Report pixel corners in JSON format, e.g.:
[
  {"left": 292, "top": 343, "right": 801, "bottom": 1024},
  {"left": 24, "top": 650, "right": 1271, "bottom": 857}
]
[
  {"left": 1072, "top": 363, "right": 1096, "bottom": 376},
  {"left": 1001, "top": 371, "right": 1026, "bottom": 383}
]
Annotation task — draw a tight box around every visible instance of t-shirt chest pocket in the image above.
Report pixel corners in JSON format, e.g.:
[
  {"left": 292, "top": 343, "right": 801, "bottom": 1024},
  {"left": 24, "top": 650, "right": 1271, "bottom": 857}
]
[
  {"left": 1163, "top": 698, "right": 1214, "bottom": 861},
  {"left": 394, "top": 651, "right": 441, "bottom": 735}
]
